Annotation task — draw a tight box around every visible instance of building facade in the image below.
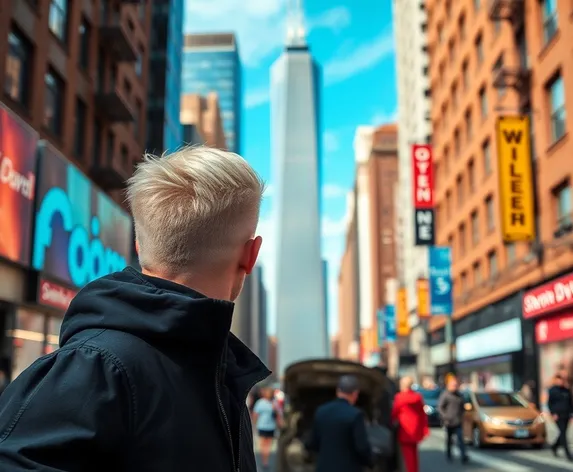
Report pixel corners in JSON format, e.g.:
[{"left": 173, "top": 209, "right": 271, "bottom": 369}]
[
  {"left": 182, "top": 33, "right": 241, "bottom": 152},
  {"left": 180, "top": 92, "right": 227, "bottom": 149},
  {"left": 426, "top": 0, "right": 573, "bottom": 393},
  {"left": 271, "top": 3, "right": 327, "bottom": 374},
  {"left": 350, "top": 124, "right": 399, "bottom": 363},
  {"left": 146, "top": 0, "right": 183, "bottom": 153},
  {"left": 0, "top": 0, "right": 149, "bottom": 380}
]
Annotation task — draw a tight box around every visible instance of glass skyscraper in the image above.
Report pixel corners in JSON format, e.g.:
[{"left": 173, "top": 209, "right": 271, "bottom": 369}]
[
  {"left": 182, "top": 33, "right": 241, "bottom": 152},
  {"left": 147, "top": 0, "right": 184, "bottom": 153}
]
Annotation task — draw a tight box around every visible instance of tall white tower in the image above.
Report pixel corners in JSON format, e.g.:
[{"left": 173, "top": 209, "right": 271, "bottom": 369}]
[{"left": 271, "top": 0, "right": 327, "bottom": 375}]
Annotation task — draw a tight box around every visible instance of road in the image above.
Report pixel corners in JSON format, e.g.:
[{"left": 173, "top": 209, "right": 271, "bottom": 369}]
[{"left": 256, "top": 425, "right": 573, "bottom": 471}]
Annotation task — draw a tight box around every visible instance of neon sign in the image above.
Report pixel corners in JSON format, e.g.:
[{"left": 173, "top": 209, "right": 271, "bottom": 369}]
[{"left": 33, "top": 187, "right": 127, "bottom": 288}]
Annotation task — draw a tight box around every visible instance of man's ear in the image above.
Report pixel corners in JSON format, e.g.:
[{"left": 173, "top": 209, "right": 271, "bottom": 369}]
[{"left": 241, "top": 236, "right": 263, "bottom": 275}]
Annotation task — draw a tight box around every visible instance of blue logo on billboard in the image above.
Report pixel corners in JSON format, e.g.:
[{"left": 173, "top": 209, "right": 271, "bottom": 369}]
[
  {"left": 385, "top": 305, "right": 397, "bottom": 342},
  {"left": 429, "top": 246, "right": 453, "bottom": 315},
  {"left": 33, "top": 188, "right": 127, "bottom": 288}
]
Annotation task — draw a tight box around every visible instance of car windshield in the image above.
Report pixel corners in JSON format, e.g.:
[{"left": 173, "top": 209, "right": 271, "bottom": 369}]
[
  {"left": 474, "top": 392, "right": 528, "bottom": 408},
  {"left": 418, "top": 389, "right": 442, "bottom": 401}
]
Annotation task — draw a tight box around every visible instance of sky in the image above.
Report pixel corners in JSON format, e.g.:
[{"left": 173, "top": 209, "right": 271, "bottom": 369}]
[{"left": 184, "top": 0, "right": 397, "bottom": 335}]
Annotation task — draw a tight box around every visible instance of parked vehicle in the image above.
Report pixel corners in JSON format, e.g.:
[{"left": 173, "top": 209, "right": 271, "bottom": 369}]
[
  {"left": 276, "top": 359, "right": 394, "bottom": 472},
  {"left": 415, "top": 387, "right": 443, "bottom": 427},
  {"left": 461, "top": 391, "right": 546, "bottom": 448}
]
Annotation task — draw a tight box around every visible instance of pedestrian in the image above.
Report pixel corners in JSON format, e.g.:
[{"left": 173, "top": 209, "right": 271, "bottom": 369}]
[
  {"left": 391, "top": 376, "right": 428, "bottom": 472},
  {"left": 519, "top": 380, "right": 536, "bottom": 406},
  {"left": 0, "top": 146, "right": 270, "bottom": 471},
  {"left": 548, "top": 374, "right": 573, "bottom": 461},
  {"left": 438, "top": 376, "right": 469, "bottom": 464},
  {"left": 305, "top": 375, "right": 374, "bottom": 472},
  {"left": 252, "top": 387, "right": 281, "bottom": 470}
]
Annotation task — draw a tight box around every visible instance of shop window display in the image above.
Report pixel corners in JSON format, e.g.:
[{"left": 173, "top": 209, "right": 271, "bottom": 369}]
[
  {"left": 538, "top": 340, "right": 573, "bottom": 411},
  {"left": 46, "top": 316, "right": 62, "bottom": 354},
  {"left": 11, "top": 309, "right": 46, "bottom": 380}
]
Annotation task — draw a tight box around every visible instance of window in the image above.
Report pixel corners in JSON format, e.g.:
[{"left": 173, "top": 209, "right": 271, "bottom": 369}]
[
  {"left": 438, "top": 24, "right": 444, "bottom": 43},
  {"left": 452, "top": 83, "right": 458, "bottom": 108},
  {"left": 446, "top": 190, "right": 452, "bottom": 218},
  {"left": 93, "top": 119, "right": 102, "bottom": 163},
  {"left": 448, "top": 40, "right": 455, "bottom": 63},
  {"left": 471, "top": 211, "right": 479, "bottom": 244},
  {"left": 459, "top": 224, "right": 466, "bottom": 255},
  {"left": 554, "top": 182, "right": 572, "bottom": 226},
  {"left": 4, "top": 30, "right": 33, "bottom": 107},
  {"left": 488, "top": 251, "right": 498, "bottom": 277},
  {"left": 465, "top": 110, "right": 472, "bottom": 140},
  {"left": 542, "top": 0, "right": 558, "bottom": 44},
  {"left": 506, "top": 242, "right": 516, "bottom": 264},
  {"left": 461, "top": 272, "right": 468, "bottom": 292},
  {"left": 473, "top": 262, "right": 481, "bottom": 285},
  {"left": 468, "top": 159, "right": 475, "bottom": 193},
  {"left": 548, "top": 75, "right": 566, "bottom": 143},
  {"left": 107, "top": 131, "right": 115, "bottom": 163},
  {"left": 493, "top": 55, "right": 505, "bottom": 97},
  {"left": 475, "top": 34, "right": 483, "bottom": 64},
  {"left": 454, "top": 129, "right": 460, "bottom": 156},
  {"left": 44, "top": 69, "right": 64, "bottom": 136},
  {"left": 486, "top": 195, "right": 495, "bottom": 232},
  {"left": 49, "top": 0, "right": 69, "bottom": 42},
  {"left": 482, "top": 140, "right": 491, "bottom": 175},
  {"left": 78, "top": 18, "right": 90, "bottom": 71},
  {"left": 456, "top": 175, "right": 464, "bottom": 207},
  {"left": 120, "top": 145, "right": 129, "bottom": 168},
  {"left": 136, "top": 45, "right": 144, "bottom": 77},
  {"left": 479, "top": 86, "right": 488, "bottom": 119},
  {"left": 462, "top": 60, "right": 469, "bottom": 90},
  {"left": 459, "top": 16, "right": 466, "bottom": 41},
  {"left": 74, "top": 99, "right": 87, "bottom": 159}
]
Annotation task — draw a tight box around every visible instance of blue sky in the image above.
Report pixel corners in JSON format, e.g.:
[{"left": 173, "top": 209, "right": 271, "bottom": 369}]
[{"left": 185, "top": 0, "right": 397, "bottom": 334}]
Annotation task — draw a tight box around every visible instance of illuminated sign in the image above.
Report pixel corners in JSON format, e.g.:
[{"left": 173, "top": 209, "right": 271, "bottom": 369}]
[
  {"left": 412, "top": 144, "right": 435, "bottom": 246},
  {"left": 496, "top": 116, "right": 535, "bottom": 242},
  {"left": 396, "top": 287, "right": 410, "bottom": 336}
]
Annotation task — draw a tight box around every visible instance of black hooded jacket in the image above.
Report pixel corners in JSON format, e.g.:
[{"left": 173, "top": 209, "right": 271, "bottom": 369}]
[{"left": 0, "top": 267, "right": 270, "bottom": 471}]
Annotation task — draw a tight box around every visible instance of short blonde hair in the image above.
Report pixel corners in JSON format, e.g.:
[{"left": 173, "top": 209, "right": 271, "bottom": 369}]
[{"left": 126, "top": 145, "right": 265, "bottom": 271}]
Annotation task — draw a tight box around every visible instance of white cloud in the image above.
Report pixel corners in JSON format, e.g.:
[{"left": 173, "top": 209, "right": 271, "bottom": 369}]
[
  {"left": 371, "top": 109, "right": 398, "bottom": 126},
  {"left": 186, "top": 3, "right": 352, "bottom": 68},
  {"left": 323, "top": 130, "right": 340, "bottom": 153},
  {"left": 322, "top": 183, "right": 347, "bottom": 199},
  {"left": 245, "top": 88, "right": 270, "bottom": 109},
  {"left": 324, "top": 31, "right": 395, "bottom": 85},
  {"left": 321, "top": 214, "right": 347, "bottom": 238}
]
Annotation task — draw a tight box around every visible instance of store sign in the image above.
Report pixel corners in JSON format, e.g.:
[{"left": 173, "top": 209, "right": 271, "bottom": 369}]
[
  {"left": 496, "top": 116, "right": 535, "bottom": 243},
  {"left": 0, "top": 103, "right": 38, "bottom": 266},
  {"left": 38, "top": 278, "right": 77, "bottom": 311},
  {"left": 396, "top": 288, "right": 410, "bottom": 336},
  {"left": 416, "top": 278, "right": 430, "bottom": 318},
  {"left": 523, "top": 272, "right": 573, "bottom": 319},
  {"left": 412, "top": 144, "right": 435, "bottom": 246},
  {"left": 385, "top": 305, "right": 397, "bottom": 343},
  {"left": 32, "top": 142, "right": 132, "bottom": 288},
  {"left": 376, "top": 309, "right": 385, "bottom": 346},
  {"left": 429, "top": 246, "right": 452, "bottom": 315},
  {"left": 456, "top": 318, "right": 523, "bottom": 363},
  {"left": 535, "top": 312, "right": 573, "bottom": 345}
]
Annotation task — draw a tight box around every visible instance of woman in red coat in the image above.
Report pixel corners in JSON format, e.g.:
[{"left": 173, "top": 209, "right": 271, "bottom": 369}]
[{"left": 391, "top": 377, "right": 429, "bottom": 472}]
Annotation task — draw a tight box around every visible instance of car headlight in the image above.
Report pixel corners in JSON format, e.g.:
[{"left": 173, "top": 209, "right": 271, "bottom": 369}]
[
  {"left": 534, "top": 415, "right": 545, "bottom": 424},
  {"left": 480, "top": 413, "right": 504, "bottom": 426},
  {"left": 424, "top": 405, "right": 434, "bottom": 414}
]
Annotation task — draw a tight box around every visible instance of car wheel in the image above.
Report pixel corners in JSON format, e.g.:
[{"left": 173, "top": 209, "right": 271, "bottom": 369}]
[{"left": 472, "top": 426, "right": 482, "bottom": 448}]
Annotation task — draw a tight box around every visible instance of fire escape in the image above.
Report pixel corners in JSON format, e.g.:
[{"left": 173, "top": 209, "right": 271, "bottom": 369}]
[
  {"left": 91, "top": 1, "right": 140, "bottom": 190},
  {"left": 489, "top": 0, "right": 531, "bottom": 111}
]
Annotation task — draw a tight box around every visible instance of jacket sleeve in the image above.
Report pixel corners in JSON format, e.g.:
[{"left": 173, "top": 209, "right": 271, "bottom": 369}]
[
  {"left": 351, "top": 412, "right": 374, "bottom": 468},
  {"left": 0, "top": 345, "right": 132, "bottom": 471},
  {"left": 417, "top": 396, "right": 429, "bottom": 439},
  {"left": 547, "top": 388, "right": 556, "bottom": 415},
  {"left": 437, "top": 391, "right": 448, "bottom": 417}
]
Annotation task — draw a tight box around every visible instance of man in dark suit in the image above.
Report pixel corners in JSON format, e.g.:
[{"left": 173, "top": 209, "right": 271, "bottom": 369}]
[{"left": 306, "top": 375, "right": 374, "bottom": 472}]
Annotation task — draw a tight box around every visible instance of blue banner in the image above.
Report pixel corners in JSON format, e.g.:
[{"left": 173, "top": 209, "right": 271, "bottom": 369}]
[
  {"left": 429, "top": 246, "right": 453, "bottom": 315},
  {"left": 385, "top": 305, "right": 396, "bottom": 342},
  {"left": 377, "top": 309, "right": 385, "bottom": 346}
]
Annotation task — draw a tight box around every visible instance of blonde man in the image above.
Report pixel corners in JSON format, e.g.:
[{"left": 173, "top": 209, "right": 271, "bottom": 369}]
[{"left": 0, "top": 146, "right": 270, "bottom": 472}]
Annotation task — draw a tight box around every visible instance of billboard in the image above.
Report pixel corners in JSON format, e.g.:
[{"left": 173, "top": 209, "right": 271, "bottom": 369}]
[
  {"left": 0, "top": 104, "right": 38, "bottom": 266},
  {"left": 396, "top": 287, "right": 410, "bottom": 336},
  {"left": 412, "top": 144, "right": 435, "bottom": 246},
  {"left": 496, "top": 116, "right": 535, "bottom": 242},
  {"left": 33, "top": 142, "right": 132, "bottom": 288},
  {"left": 416, "top": 278, "right": 430, "bottom": 318},
  {"left": 385, "top": 305, "right": 397, "bottom": 342},
  {"left": 429, "top": 246, "right": 452, "bottom": 316}
]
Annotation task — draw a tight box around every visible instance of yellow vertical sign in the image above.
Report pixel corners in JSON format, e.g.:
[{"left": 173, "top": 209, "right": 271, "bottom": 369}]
[
  {"left": 416, "top": 279, "right": 430, "bottom": 318},
  {"left": 396, "top": 288, "right": 410, "bottom": 336},
  {"left": 496, "top": 116, "right": 536, "bottom": 242}
]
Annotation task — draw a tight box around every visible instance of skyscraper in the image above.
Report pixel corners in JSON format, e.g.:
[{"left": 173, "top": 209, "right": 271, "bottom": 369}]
[
  {"left": 146, "top": 0, "right": 184, "bottom": 154},
  {"left": 271, "top": 0, "right": 327, "bottom": 374},
  {"left": 182, "top": 34, "right": 241, "bottom": 152}
]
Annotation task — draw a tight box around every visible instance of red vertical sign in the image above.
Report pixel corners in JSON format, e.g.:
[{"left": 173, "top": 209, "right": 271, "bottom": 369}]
[{"left": 412, "top": 144, "right": 434, "bottom": 208}]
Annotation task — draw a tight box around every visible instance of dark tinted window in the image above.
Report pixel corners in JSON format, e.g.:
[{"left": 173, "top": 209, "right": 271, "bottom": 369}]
[
  {"left": 418, "top": 389, "right": 442, "bottom": 400},
  {"left": 475, "top": 393, "right": 527, "bottom": 407},
  {"left": 5, "top": 29, "right": 33, "bottom": 107}
]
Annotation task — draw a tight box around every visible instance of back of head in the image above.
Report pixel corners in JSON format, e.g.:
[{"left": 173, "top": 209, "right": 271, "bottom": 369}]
[
  {"left": 400, "top": 376, "right": 414, "bottom": 392},
  {"left": 126, "top": 146, "right": 264, "bottom": 277},
  {"left": 337, "top": 375, "right": 360, "bottom": 404}
]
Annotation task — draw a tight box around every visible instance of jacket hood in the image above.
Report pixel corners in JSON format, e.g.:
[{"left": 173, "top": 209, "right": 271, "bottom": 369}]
[{"left": 60, "top": 267, "right": 255, "bottom": 364}]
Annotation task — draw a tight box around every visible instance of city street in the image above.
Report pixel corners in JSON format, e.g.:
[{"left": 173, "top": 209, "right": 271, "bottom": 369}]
[{"left": 257, "top": 425, "right": 573, "bottom": 471}]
